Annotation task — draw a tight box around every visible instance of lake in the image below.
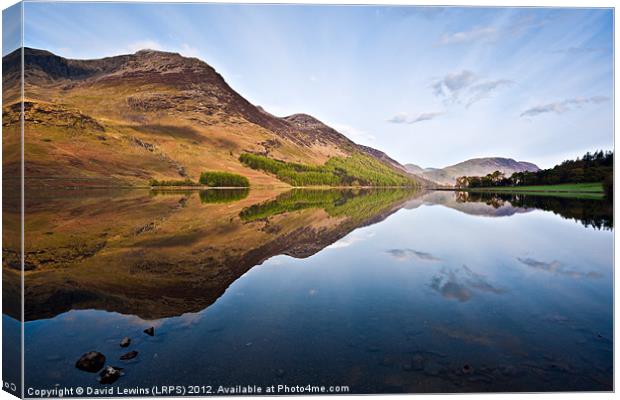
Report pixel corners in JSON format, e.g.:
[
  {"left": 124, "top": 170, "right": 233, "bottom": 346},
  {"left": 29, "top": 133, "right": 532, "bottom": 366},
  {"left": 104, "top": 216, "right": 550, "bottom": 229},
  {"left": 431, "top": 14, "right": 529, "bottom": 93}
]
[{"left": 5, "top": 188, "right": 613, "bottom": 394}]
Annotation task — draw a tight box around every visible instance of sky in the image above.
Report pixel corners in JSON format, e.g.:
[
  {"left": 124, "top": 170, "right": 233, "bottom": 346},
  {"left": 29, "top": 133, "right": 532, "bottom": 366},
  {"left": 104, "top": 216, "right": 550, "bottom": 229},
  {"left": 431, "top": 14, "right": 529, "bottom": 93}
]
[{"left": 13, "top": 2, "right": 614, "bottom": 168}]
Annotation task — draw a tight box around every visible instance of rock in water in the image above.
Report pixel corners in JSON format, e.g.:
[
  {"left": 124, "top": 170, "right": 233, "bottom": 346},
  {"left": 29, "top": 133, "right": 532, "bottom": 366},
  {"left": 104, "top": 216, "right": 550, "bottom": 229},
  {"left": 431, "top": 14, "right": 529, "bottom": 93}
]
[
  {"left": 75, "top": 352, "right": 106, "bottom": 373},
  {"left": 120, "top": 351, "right": 138, "bottom": 360},
  {"left": 144, "top": 327, "right": 155, "bottom": 336},
  {"left": 120, "top": 337, "right": 131, "bottom": 348},
  {"left": 99, "top": 366, "right": 124, "bottom": 384},
  {"left": 411, "top": 354, "right": 425, "bottom": 371}
]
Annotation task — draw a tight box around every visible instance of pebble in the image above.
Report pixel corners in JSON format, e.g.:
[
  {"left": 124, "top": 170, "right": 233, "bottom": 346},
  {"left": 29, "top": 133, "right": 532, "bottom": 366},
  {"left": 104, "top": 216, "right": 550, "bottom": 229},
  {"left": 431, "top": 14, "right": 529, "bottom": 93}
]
[
  {"left": 120, "top": 351, "right": 138, "bottom": 361},
  {"left": 120, "top": 337, "right": 131, "bottom": 348},
  {"left": 99, "top": 366, "right": 123, "bottom": 384}
]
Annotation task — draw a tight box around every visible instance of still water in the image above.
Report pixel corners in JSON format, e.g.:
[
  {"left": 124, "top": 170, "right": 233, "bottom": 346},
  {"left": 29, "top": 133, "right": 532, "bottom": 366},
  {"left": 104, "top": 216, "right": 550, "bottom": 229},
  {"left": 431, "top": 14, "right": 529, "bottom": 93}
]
[{"left": 8, "top": 189, "right": 613, "bottom": 393}]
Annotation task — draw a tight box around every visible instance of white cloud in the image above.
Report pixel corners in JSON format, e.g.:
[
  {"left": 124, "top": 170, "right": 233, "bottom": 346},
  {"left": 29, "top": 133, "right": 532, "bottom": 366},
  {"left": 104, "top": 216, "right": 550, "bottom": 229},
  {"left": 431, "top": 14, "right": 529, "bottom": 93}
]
[
  {"left": 466, "top": 79, "right": 513, "bottom": 107},
  {"left": 432, "top": 70, "right": 477, "bottom": 100},
  {"left": 431, "top": 70, "right": 512, "bottom": 107},
  {"left": 388, "top": 111, "right": 444, "bottom": 124},
  {"left": 520, "top": 96, "right": 609, "bottom": 118},
  {"left": 437, "top": 26, "right": 497, "bottom": 45}
]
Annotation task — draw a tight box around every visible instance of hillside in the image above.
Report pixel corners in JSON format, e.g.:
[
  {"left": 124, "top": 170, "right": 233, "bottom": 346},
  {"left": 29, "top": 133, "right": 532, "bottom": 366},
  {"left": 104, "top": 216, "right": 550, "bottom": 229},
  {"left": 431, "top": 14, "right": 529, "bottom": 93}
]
[
  {"left": 405, "top": 157, "right": 539, "bottom": 186},
  {"left": 2, "top": 48, "right": 423, "bottom": 188}
]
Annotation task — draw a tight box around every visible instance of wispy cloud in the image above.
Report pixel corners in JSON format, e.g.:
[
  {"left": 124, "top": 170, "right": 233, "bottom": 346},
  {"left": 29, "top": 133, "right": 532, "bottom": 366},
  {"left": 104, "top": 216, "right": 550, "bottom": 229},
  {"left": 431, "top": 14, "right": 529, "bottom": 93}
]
[
  {"left": 437, "top": 26, "right": 497, "bottom": 45},
  {"left": 387, "top": 111, "right": 444, "bottom": 125},
  {"left": 432, "top": 70, "right": 477, "bottom": 100},
  {"left": 386, "top": 248, "right": 441, "bottom": 261},
  {"left": 466, "top": 79, "right": 513, "bottom": 107},
  {"left": 551, "top": 46, "right": 607, "bottom": 55},
  {"left": 520, "top": 96, "right": 609, "bottom": 118},
  {"left": 431, "top": 70, "right": 512, "bottom": 107}
]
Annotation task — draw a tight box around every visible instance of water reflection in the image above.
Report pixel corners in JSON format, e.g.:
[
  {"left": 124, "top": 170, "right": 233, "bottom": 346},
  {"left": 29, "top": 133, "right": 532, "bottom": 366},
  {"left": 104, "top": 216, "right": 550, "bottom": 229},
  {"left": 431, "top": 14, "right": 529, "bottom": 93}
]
[
  {"left": 7, "top": 188, "right": 613, "bottom": 393},
  {"left": 455, "top": 191, "right": 613, "bottom": 230}
]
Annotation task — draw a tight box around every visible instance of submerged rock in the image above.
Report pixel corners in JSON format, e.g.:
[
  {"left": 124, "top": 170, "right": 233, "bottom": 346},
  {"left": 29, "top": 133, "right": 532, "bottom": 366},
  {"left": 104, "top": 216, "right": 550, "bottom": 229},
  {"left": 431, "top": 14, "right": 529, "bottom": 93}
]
[
  {"left": 120, "top": 351, "right": 138, "bottom": 360},
  {"left": 144, "top": 327, "right": 155, "bottom": 336},
  {"left": 423, "top": 360, "right": 442, "bottom": 376},
  {"left": 411, "top": 354, "right": 425, "bottom": 371},
  {"left": 120, "top": 337, "right": 131, "bottom": 348},
  {"left": 75, "top": 352, "right": 106, "bottom": 373},
  {"left": 462, "top": 364, "right": 474, "bottom": 375},
  {"left": 99, "top": 366, "right": 124, "bottom": 384}
]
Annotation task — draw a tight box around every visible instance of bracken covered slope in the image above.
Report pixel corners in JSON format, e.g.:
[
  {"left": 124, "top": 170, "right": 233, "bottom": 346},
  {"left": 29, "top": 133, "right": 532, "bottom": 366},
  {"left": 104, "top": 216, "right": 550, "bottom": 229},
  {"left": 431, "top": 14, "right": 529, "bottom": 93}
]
[{"left": 3, "top": 48, "right": 425, "bottom": 188}]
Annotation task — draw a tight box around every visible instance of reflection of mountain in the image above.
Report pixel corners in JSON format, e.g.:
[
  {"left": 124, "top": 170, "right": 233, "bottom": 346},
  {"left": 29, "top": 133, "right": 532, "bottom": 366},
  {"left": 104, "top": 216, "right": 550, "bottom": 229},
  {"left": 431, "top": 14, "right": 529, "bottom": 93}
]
[
  {"left": 403, "top": 190, "right": 533, "bottom": 217},
  {"left": 6, "top": 188, "right": 417, "bottom": 321},
  {"left": 464, "top": 191, "right": 613, "bottom": 230},
  {"left": 404, "top": 191, "right": 613, "bottom": 229}
]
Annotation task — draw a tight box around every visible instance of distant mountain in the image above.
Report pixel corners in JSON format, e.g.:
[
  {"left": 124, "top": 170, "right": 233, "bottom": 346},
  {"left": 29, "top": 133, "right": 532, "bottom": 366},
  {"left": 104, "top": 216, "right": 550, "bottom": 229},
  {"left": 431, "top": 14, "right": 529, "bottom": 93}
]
[
  {"left": 406, "top": 157, "right": 540, "bottom": 186},
  {"left": 3, "top": 48, "right": 423, "bottom": 187}
]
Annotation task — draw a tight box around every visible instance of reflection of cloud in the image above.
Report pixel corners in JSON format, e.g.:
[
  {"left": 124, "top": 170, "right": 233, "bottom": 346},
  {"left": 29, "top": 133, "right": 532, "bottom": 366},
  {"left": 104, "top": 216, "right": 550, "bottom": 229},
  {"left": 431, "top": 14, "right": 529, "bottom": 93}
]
[
  {"left": 386, "top": 248, "right": 441, "bottom": 262},
  {"left": 430, "top": 265, "right": 506, "bottom": 302},
  {"left": 516, "top": 257, "right": 602, "bottom": 279},
  {"left": 326, "top": 231, "right": 375, "bottom": 250},
  {"left": 520, "top": 96, "right": 609, "bottom": 117}
]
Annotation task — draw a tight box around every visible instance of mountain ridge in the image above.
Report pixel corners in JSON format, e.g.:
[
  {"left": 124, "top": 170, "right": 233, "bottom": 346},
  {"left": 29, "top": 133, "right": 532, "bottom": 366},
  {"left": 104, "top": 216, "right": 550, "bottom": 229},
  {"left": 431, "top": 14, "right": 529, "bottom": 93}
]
[
  {"left": 405, "top": 157, "right": 540, "bottom": 186},
  {"left": 3, "top": 47, "right": 425, "bottom": 188}
]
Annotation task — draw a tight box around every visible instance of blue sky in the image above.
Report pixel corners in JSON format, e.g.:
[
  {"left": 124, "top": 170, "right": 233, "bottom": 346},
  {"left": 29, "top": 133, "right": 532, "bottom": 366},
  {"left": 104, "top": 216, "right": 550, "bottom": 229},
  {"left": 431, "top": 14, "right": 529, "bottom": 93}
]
[{"left": 18, "top": 3, "right": 614, "bottom": 168}]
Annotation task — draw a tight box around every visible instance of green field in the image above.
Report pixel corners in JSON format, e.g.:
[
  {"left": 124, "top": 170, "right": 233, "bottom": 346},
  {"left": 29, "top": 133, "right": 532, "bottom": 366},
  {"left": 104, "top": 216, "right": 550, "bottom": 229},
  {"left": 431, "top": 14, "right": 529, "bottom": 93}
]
[{"left": 465, "top": 182, "right": 605, "bottom": 199}]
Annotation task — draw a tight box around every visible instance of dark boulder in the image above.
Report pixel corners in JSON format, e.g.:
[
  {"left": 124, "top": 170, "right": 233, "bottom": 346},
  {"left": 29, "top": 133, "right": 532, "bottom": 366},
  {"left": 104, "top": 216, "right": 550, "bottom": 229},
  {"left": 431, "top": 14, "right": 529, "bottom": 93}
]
[
  {"left": 75, "top": 351, "right": 105, "bottom": 373},
  {"left": 120, "top": 337, "right": 131, "bottom": 348},
  {"left": 144, "top": 327, "right": 155, "bottom": 336}
]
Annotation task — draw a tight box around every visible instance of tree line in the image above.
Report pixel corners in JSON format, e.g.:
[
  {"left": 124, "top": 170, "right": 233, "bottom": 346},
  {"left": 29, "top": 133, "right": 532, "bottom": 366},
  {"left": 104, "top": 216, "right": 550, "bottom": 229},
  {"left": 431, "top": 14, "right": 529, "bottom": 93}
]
[
  {"left": 455, "top": 150, "right": 613, "bottom": 195},
  {"left": 239, "top": 152, "right": 418, "bottom": 187}
]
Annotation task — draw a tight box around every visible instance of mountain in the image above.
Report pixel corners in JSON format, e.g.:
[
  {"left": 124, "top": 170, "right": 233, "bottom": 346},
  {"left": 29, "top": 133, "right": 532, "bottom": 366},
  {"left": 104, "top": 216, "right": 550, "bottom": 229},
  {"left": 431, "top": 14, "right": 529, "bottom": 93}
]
[
  {"left": 2, "top": 48, "right": 423, "bottom": 188},
  {"left": 405, "top": 157, "right": 540, "bottom": 186}
]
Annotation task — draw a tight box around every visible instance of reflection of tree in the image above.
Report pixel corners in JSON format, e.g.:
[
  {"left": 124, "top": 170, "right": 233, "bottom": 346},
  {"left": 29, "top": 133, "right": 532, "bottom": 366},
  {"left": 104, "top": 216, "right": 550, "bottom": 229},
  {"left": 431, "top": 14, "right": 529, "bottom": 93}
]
[
  {"left": 150, "top": 188, "right": 249, "bottom": 203},
  {"left": 457, "top": 192, "right": 613, "bottom": 230},
  {"left": 240, "top": 188, "right": 416, "bottom": 222}
]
